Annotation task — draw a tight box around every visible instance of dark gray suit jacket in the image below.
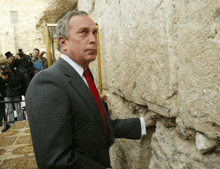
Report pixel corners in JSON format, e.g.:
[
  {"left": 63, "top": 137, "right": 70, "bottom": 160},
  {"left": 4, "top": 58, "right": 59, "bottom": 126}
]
[{"left": 26, "top": 57, "right": 141, "bottom": 169}]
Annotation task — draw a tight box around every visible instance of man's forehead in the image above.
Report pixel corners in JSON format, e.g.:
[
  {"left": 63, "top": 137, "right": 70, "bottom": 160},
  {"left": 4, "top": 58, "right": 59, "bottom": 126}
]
[
  {"left": 69, "top": 15, "right": 96, "bottom": 29},
  {"left": 78, "top": 25, "right": 97, "bottom": 30}
]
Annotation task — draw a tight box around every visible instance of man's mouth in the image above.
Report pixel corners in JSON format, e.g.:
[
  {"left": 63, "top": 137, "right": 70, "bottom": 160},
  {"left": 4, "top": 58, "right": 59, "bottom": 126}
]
[{"left": 86, "top": 49, "right": 97, "bottom": 54}]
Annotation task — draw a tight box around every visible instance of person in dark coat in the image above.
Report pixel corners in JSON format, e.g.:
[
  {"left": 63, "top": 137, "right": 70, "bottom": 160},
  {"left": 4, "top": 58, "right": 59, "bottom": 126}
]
[
  {"left": 0, "top": 77, "right": 7, "bottom": 127},
  {"left": 17, "top": 49, "right": 34, "bottom": 95},
  {"left": 26, "top": 11, "right": 156, "bottom": 168},
  {"left": 5, "top": 51, "right": 20, "bottom": 76},
  {"left": 0, "top": 65, "right": 24, "bottom": 131},
  {"left": 0, "top": 54, "right": 8, "bottom": 127}
]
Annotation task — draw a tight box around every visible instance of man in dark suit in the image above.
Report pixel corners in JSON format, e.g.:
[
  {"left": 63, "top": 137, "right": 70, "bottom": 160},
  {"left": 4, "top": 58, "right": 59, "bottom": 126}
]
[{"left": 26, "top": 10, "right": 155, "bottom": 169}]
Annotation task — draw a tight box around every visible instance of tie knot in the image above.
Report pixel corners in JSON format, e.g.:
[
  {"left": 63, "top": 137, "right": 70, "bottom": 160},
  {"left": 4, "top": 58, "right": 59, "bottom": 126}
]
[
  {"left": 84, "top": 68, "right": 89, "bottom": 76},
  {"left": 84, "top": 69, "right": 94, "bottom": 82}
]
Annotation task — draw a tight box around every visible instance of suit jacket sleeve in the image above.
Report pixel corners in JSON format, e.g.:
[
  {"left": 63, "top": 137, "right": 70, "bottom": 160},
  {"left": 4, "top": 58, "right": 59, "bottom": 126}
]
[
  {"left": 102, "top": 100, "right": 142, "bottom": 139},
  {"left": 111, "top": 118, "right": 141, "bottom": 139},
  {"left": 26, "top": 72, "right": 107, "bottom": 169}
]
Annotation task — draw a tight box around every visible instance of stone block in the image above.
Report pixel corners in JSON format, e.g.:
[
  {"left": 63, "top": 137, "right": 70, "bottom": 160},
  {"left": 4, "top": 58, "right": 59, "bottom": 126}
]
[{"left": 196, "top": 132, "right": 219, "bottom": 154}]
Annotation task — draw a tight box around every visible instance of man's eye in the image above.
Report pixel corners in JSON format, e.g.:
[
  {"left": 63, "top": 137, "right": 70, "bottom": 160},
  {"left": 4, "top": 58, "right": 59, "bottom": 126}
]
[
  {"left": 93, "top": 31, "right": 97, "bottom": 35},
  {"left": 80, "top": 30, "right": 85, "bottom": 34}
]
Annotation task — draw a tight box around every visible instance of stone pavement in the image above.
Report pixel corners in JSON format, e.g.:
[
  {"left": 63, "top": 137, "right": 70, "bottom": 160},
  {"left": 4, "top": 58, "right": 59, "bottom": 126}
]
[{"left": 0, "top": 120, "right": 38, "bottom": 169}]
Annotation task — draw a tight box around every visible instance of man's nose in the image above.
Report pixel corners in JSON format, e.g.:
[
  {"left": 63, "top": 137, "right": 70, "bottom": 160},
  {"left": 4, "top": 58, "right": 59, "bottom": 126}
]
[{"left": 89, "top": 33, "right": 97, "bottom": 44}]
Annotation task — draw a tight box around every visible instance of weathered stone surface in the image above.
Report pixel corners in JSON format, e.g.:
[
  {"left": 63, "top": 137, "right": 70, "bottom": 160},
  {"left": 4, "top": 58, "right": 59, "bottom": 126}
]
[
  {"left": 176, "top": 0, "right": 220, "bottom": 140},
  {"left": 78, "top": 0, "right": 220, "bottom": 168},
  {"left": 150, "top": 123, "right": 220, "bottom": 169},
  {"left": 12, "top": 145, "right": 34, "bottom": 155},
  {"left": 196, "top": 132, "right": 219, "bottom": 154},
  {"left": 107, "top": 92, "right": 155, "bottom": 169},
  {"left": 0, "top": 149, "right": 7, "bottom": 156},
  {"left": 0, "top": 137, "right": 17, "bottom": 147},
  {"left": 0, "top": 121, "right": 37, "bottom": 168},
  {"left": 1, "top": 155, "right": 37, "bottom": 169}
]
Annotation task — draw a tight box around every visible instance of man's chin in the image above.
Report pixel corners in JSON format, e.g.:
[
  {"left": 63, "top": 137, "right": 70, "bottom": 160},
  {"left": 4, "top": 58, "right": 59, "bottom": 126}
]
[{"left": 88, "top": 54, "right": 97, "bottom": 61}]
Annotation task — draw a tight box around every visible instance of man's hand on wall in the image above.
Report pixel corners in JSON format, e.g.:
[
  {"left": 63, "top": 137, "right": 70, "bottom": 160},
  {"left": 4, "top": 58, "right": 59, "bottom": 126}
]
[
  {"left": 144, "top": 114, "right": 156, "bottom": 127},
  {"left": 101, "top": 94, "right": 112, "bottom": 116},
  {"left": 101, "top": 94, "right": 108, "bottom": 102}
]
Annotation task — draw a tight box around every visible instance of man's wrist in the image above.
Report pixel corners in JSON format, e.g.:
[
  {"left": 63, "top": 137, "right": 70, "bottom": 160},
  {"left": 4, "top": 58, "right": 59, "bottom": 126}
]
[{"left": 140, "top": 117, "right": 146, "bottom": 135}]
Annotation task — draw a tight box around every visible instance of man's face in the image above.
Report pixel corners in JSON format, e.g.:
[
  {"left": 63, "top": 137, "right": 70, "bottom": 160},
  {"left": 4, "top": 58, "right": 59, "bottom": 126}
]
[
  {"left": 33, "top": 50, "right": 39, "bottom": 57},
  {"left": 8, "top": 56, "right": 13, "bottom": 62},
  {"left": 60, "top": 15, "right": 98, "bottom": 68}
]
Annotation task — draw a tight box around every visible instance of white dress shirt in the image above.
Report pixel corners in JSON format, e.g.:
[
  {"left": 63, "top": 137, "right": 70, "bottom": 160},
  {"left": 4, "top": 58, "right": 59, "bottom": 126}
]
[{"left": 60, "top": 53, "right": 146, "bottom": 135}]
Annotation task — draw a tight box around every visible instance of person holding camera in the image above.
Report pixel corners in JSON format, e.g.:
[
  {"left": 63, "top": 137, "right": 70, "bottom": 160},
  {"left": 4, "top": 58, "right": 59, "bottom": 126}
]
[
  {"left": 16, "top": 48, "right": 34, "bottom": 95},
  {"left": 0, "top": 65, "right": 24, "bottom": 132},
  {"left": 5, "top": 51, "right": 22, "bottom": 86}
]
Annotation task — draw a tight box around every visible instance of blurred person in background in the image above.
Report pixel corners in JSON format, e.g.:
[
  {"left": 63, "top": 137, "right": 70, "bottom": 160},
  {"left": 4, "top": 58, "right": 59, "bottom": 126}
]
[
  {"left": 0, "top": 54, "right": 8, "bottom": 127},
  {"left": 5, "top": 51, "right": 20, "bottom": 76},
  {"left": 32, "top": 49, "right": 48, "bottom": 74},
  {"left": 0, "top": 65, "right": 24, "bottom": 132},
  {"left": 17, "top": 48, "right": 34, "bottom": 95}
]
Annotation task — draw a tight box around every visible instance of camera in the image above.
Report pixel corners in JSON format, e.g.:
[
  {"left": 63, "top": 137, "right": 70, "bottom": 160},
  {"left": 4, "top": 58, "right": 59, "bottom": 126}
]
[
  {"left": 18, "top": 52, "right": 25, "bottom": 58},
  {"left": 0, "top": 66, "right": 9, "bottom": 77},
  {"left": 18, "top": 48, "right": 25, "bottom": 58},
  {"left": 1, "top": 71, "right": 8, "bottom": 76}
]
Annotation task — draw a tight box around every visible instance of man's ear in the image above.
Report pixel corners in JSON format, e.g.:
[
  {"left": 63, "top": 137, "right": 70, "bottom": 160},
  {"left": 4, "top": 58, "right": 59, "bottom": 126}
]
[{"left": 58, "top": 36, "right": 67, "bottom": 52}]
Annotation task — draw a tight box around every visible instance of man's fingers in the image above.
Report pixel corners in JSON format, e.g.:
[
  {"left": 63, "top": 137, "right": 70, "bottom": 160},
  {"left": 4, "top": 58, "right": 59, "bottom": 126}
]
[
  {"left": 148, "top": 118, "right": 156, "bottom": 126},
  {"left": 144, "top": 114, "right": 156, "bottom": 127},
  {"left": 101, "top": 94, "right": 108, "bottom": 101}
]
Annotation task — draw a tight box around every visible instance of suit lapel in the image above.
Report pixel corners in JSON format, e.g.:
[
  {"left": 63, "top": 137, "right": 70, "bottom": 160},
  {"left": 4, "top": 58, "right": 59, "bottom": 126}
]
[{"left": 56, "top": 58, "right": 108, "bottom": 139}]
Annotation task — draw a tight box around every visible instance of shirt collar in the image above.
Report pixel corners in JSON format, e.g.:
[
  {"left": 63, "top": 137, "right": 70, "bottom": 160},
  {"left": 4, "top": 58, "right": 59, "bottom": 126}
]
[{"left": 60, "top": 53, "right": 84, "bottom": 78}]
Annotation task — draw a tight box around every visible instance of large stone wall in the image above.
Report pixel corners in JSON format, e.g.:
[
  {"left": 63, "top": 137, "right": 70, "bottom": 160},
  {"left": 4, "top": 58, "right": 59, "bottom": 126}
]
[
  {"left": 78, "top": 0, "right": 220, "bottom": 168},
  {"left": 0, "top": 0, "right": 53, "bottom": 55}
]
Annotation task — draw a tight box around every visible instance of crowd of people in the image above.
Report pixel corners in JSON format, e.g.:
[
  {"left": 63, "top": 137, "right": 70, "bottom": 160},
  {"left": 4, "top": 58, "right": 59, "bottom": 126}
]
[{"left": 0, "top": 48, "right": 48, "bottom": 132}]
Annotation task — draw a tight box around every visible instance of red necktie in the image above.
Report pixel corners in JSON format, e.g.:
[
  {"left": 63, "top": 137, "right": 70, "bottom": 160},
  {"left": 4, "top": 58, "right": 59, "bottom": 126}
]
[{"left": 84, "top": 69, "right": 107, "bottom": 130}]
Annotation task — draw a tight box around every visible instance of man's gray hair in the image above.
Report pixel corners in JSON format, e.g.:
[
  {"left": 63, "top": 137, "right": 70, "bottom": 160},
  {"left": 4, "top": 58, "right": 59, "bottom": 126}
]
[{"left": 57, "top": 10, "right": 88, "bottom": 51}]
